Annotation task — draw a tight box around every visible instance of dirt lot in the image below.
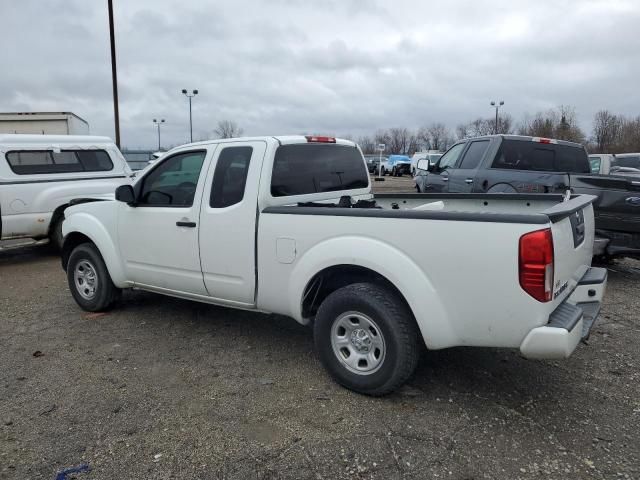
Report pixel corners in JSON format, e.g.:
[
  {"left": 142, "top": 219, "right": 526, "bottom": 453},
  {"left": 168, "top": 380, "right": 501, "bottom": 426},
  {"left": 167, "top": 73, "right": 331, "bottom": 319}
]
[{"left": 1, "top": 184, "right": 639, "bottom": 479}]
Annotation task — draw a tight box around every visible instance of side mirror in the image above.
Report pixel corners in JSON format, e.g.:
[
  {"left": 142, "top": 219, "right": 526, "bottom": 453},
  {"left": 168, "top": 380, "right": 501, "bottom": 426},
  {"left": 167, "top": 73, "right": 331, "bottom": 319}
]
[
  {"left": 416, "top": 159, "right": 430, "bottom": 171},
  {"left": 115, "top": 184, "right": 136, "bottom": 205}
]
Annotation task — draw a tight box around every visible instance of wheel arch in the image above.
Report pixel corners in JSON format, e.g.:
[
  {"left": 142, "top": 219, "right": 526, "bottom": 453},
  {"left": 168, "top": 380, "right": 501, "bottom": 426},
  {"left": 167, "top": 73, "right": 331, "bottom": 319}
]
[
  {"left": 61, "top": 213, "right": 127, "bottom": 286},
  {"left": 48, "top": 204, "right": 69, "bottom": 236},
  {"left": 288, "top": 236, "right": 456, "bottom": 349}
]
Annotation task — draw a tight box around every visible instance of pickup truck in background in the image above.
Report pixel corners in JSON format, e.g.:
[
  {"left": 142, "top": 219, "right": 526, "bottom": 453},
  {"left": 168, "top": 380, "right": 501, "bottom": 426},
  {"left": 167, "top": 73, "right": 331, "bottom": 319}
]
[
  {"left": 380, "top": 154, "right": 412, "bottom": 176},
  {"left": 415, "top": 134, "right": 640, "bottom": 258},
  {"left": 62, "top": 135, "right": 606, "bottom": 396},
  {"left": 0, "top": 134, "right": 132, "bottom": 249},
  {"left": 589, "top": 153, "right": 640, "bottom": 177}
]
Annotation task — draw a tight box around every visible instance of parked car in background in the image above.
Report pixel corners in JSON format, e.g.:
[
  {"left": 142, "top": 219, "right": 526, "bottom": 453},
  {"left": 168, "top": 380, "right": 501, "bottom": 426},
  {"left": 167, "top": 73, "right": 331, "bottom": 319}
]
[
  {"left": 589, "top": 154, "right": 615, "bottom": 174},
  {"left": 0, "top": 134, "right": 132, "bottom": 249},
  {"left": 589, "top": 153, "right": 640, "bottom": 177},
  {"left": 611, "top": 153, "right": 640, "bottom": 176},
  {"left": 380, "top": 154, "right": 412, "bottom": 176},
  {"left": 61, "top": 134, "right": 605, "bottom": 395},
  {"left": 417, "top": 134, "right": 640, "bottom": 258},
  {"left": 411, "top": 151, "right": 442, "bottom": 175},
  {"left": 363, "top": 154, "right": 383, "bottom": 174}
]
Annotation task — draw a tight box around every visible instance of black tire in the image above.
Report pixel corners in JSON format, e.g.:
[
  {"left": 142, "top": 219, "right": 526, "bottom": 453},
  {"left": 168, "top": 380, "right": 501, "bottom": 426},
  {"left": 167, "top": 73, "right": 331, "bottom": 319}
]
[
  {"left": 67, "top": 243, "right": 121, "bottom": 312},
  {"left": 313, "top": 282, "right": 419, "bottom": 396},
  {"left": 49, "top": 215, "right": 64, "bottom": 251},
  {"left": 381, "top": 167, "right": 386, "bottom": 176},
  {"left": 392, "top": 167, "right": 397, "bottom": 177}
]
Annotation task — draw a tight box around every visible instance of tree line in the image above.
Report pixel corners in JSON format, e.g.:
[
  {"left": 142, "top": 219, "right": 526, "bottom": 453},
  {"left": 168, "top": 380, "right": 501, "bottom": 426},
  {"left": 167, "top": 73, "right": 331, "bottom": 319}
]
[
  {"left": 212, "top": 107, "right": 640, "bottom": 155},
  {"left": 353, "top": 106, "right": 640, "bottom": 155}
]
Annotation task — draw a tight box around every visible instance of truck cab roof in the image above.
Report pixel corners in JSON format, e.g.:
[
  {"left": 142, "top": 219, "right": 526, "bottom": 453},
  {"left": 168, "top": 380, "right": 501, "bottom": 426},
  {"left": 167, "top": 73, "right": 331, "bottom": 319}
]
[{"left": 461, "top": 134, "right": 584, "bottom": 149}]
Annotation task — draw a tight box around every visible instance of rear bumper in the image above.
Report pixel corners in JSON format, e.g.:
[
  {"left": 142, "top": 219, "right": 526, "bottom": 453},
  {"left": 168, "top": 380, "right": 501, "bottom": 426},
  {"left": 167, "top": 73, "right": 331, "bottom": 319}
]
[{"left": 519, "top": 267, "right": 607, "bottom": 359}]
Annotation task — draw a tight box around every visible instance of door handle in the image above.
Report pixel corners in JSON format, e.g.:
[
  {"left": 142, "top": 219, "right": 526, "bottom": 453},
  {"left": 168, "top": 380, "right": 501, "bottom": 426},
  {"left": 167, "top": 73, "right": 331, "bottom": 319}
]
[
  {"left": 442, "top": 176, "right": 449, "bottom": 181},
  {"left": 176, "top": 221, "right": 196, "bottom": 228},
  {"left": 465, "top": 178, "right": 473, "bottom": 184}
]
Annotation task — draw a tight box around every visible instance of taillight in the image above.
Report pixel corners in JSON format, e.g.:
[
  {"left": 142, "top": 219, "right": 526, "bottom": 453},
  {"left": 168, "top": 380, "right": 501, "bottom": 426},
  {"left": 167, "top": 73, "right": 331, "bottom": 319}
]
[
  {"left": 305, "top": 135, "right": 336, "bottom": 143},
  {"left": 519, "top": 228, "right": 554, "bottom": 302}
]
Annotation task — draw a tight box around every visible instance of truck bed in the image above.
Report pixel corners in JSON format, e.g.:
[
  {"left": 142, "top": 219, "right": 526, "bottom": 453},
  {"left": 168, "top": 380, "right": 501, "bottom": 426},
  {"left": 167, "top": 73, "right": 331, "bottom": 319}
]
[
  {"left": 258, "top": 192, "right": 597, "bottom": 351},
  {"left": 265, "top": 193, "right": 595, "bottom": 224}
]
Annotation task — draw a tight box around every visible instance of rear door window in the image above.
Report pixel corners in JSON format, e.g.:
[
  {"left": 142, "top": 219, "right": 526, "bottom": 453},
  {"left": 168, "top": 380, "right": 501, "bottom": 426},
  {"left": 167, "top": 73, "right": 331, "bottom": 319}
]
[
  {"left": 491, "top": 140, "right": 590, "bottom": 173},
  {"left": 271, "top": 144, "right": 368, "bottom": 197},
  {"left": 459, "top": 140, "right": 490, "bottom": 169}
]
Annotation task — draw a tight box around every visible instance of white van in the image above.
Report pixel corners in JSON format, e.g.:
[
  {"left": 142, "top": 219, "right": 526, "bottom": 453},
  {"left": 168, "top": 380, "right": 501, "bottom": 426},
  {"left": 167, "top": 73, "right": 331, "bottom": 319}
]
[{"left": 0, "top": 134, "right": 132, "bottom": 249}]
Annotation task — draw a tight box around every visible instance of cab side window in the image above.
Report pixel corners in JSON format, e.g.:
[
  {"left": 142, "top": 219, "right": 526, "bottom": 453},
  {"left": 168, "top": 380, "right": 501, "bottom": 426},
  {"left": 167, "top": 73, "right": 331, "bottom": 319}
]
[
  {"left": 138, "top": 150, "right": 206, "bottom": 206},
  {"left": 210, "top": 146, "right": 253, "bottom": 208}
]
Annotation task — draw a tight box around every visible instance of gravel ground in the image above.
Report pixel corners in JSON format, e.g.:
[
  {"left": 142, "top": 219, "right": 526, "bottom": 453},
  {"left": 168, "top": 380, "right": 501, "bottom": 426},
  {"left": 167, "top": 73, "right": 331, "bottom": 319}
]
[{"left": 1, "top": 188, "right": 639, "bottom": 479}]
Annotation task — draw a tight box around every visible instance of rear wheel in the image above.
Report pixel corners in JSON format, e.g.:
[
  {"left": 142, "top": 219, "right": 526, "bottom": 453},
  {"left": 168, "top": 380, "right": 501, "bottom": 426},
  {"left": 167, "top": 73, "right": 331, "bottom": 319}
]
[
  {"left": 391, "top": 167, "right": 397, "bottom": 177},
  {"left": 67, "top": 243, "right": 120, "bottom": 311},
  {"left": 314, "top": 283, "right": 419, "bottom": 396}
]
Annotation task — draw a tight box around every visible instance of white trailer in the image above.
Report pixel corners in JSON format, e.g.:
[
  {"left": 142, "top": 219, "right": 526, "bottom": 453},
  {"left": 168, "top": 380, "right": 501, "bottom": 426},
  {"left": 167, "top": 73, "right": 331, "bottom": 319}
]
[{"left": 0, "top": 112, "right": 90, "bottom": 135}]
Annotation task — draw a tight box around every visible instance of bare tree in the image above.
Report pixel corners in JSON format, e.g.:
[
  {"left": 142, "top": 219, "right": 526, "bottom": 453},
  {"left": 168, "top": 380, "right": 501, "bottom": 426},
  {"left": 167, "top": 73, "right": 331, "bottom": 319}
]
[
  {"left": 592, "top": 110, "right": 621, "bottom": 153},
  {"left": 374, "top": 129, "right": 391, "bottom": 153},
  {"left": 456, "top": 123, "right": 471, "bottom": 140},
  {"left": 617, "top": 116, "right": 640, "bottom": 152},
  {"left": 388, "top": 127, "right": 411, "bottom": 154},
  {"left": 407, "top": 133, "right": 419, "bottom": 155},
  {"left": 357, "top": 135, "right": 375, "bottom": 154},
  {"left": 417, "top": 123, "right": 450, "bottom": 151},
  {"left": 214, "top": 120, "right": 243, "bottom": 139},
  {"left": 518, "top": 106, "right": 585, "bottom": 143},
  {"left": 487, "top": 113, "right": 514, "bottom": 135}
]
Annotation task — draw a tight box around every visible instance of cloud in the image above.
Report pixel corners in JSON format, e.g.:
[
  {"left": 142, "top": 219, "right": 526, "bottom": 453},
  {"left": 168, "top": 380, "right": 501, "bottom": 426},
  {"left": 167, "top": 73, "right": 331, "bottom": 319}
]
[{"left": 0, "top": 0, "right": 639, "bottom": 148}]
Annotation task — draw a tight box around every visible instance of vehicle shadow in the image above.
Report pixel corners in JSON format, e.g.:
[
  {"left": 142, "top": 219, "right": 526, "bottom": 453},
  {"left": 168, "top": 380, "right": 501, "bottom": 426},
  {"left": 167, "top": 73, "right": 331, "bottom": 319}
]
[
  {"left": 0, "top": 241, "right": 58, "bottom": 267},
  {"left": 116, "top": 288, "right": 579, "bottom": 406}
]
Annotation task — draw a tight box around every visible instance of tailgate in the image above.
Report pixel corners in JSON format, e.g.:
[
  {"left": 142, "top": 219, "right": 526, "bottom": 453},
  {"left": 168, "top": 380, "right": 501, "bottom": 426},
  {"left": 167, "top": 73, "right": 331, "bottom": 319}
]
[{"left": 543, "top": 195, "right": 597, "bottom": 307}]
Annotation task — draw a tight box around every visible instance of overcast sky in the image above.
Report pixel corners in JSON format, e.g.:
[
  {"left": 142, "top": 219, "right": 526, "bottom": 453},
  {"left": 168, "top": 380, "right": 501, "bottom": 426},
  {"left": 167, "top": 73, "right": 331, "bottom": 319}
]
[{"left": 1, "top": 0, "right": 639, "bottom": 149}]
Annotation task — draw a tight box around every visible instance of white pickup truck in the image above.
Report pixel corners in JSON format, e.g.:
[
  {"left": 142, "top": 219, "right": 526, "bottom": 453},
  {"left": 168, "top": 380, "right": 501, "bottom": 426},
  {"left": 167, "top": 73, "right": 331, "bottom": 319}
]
[
  {"left": 61, "top": 135, "right": 607, "bottom": 395},
  {"left": 0, "top": 134, "right": 131, "bottom": 249}
]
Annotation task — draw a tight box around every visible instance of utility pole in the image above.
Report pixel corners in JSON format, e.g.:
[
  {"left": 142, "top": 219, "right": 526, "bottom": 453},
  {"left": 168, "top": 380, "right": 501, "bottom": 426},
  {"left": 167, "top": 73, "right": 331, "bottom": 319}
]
[{"left": 107, "top": 0, "right": 120, "bottom": 148}]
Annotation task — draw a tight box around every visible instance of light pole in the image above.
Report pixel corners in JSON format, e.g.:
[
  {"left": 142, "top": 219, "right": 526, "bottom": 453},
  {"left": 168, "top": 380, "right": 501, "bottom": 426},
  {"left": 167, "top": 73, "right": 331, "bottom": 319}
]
[
  {"left": 181, "top": 89, "right": 198, "bottom": 142},
  {"left": 153, "top": 118, "right": 165, "bottom": 150},
  {"left": 490, "top": 100, "right": 504, "bottom": 134},
  {"left": 107, "top": 0, "right": 120, "bottom": 148}
]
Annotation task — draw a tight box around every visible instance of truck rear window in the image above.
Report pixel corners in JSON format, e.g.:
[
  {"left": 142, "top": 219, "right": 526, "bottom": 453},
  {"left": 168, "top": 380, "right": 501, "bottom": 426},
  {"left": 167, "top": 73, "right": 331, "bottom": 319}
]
[
  {"left": 492, "top": 140, "right": 590, "bottom": 173},
  {"left": 271, "top": 144, "right": 368, "bottom": 197}
]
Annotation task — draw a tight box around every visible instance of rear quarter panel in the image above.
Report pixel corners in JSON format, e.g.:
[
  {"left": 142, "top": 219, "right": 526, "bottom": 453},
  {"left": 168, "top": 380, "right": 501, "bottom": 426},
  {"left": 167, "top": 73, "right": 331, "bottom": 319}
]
[{"left": 257, "top": 212, "right": 558, "bottom": 350}]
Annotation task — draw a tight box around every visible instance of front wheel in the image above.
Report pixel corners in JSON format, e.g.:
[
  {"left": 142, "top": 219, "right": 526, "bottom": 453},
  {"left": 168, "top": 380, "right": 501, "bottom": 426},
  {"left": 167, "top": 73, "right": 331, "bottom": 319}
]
[
  {"left": 314, "top": 283, "right": 420, "bottom": 396},
  {"left": 67, "top": 243, "right": 121, "bottom": 312}
]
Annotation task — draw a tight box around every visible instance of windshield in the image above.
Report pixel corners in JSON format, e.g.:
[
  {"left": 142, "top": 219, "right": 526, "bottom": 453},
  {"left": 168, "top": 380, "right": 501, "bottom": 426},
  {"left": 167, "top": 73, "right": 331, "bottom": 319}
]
[
  {"left": 612, "top": 155, "right": 640, "bottom": 169},
  {"left": 271, "top": 144, "right": 369, "bottom": 197}
]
